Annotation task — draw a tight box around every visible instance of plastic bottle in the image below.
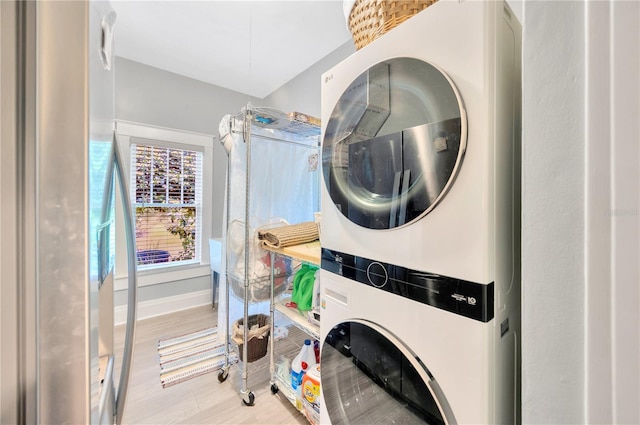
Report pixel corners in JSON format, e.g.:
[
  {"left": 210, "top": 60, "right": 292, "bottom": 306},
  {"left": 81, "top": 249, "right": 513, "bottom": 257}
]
[
  {"left": 313, "top": 340, "right": 320, "bottom": 364},
  {"left": 291, "top": 339, "right": 317, "bottom": 396},
  {"left": 311, "top": 269, "right": 321, "bottom": 311},
  {"left": 291, "top": 355, "right": 303, "bottom": 394},
  {"left": 297, "top": 268, "right": 317, "bottom": 312},
  {"left": 302, "top": 364, "right": 321, "bottom": 425}
]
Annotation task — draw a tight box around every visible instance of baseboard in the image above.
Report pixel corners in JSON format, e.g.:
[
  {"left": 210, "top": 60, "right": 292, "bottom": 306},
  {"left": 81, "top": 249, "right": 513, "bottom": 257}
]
[{"left": 115, "top": 289, "right": 212, "bottom": 326}]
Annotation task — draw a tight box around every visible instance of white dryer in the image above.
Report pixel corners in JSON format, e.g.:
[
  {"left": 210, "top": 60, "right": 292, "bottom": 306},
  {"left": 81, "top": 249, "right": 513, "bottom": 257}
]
[{"left": 319, "top": 0, "right": 521, "bottom": 424}]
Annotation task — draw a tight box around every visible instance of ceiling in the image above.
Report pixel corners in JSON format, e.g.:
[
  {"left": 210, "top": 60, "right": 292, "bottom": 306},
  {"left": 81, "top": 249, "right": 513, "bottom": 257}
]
[{"left": 112, "top": 1, "right": 353, "bottom": 99}]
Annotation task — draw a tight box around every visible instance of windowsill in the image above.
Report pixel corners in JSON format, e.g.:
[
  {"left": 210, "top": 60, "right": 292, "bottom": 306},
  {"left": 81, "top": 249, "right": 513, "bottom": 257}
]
[{"left": 114, "top": 263, "right": 211, "bottom": 291}]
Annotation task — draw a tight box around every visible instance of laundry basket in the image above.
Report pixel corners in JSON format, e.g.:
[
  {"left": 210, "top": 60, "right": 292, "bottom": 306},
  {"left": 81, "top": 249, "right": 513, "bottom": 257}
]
[
  {"left": 226, "top": 218, "right": 298, "bottom": 302},
  {"left": 232, "top": 314, "right": 270, "bottom": 363},
  {"left": 347, "top": 0, "right": 438, "bottom": 49}
]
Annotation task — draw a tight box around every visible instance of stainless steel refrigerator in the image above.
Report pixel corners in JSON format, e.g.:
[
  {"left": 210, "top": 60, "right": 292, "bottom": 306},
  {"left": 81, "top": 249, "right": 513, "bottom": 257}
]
[{"left": 1, "top": 1, "right": 138, "bottom": 423}]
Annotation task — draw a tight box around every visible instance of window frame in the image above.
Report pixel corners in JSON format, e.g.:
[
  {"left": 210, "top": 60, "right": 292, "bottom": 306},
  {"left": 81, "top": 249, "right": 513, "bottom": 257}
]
[{"left": 114, "top": 121, "right": 214, "bottom": 289}]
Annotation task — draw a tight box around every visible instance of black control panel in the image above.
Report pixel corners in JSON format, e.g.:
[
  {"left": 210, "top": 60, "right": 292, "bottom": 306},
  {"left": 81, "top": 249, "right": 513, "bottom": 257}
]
[{"left": 321, "top": 248, "right": 494, "bottom": 322}]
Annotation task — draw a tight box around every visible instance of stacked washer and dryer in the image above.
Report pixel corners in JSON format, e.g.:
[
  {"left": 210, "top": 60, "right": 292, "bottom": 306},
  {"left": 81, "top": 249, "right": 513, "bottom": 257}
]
[{"left": 318, "top": 1, "right": 521, "bottom": 424}]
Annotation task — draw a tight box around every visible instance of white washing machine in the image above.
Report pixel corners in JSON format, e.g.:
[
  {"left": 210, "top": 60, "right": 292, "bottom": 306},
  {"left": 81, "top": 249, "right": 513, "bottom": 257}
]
[{"left": 319, "top": 0, "right": 521, "bottom": 424}]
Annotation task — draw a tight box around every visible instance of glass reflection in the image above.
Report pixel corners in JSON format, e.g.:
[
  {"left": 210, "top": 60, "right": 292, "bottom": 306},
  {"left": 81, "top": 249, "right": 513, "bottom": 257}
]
[
  {"left": 322, "top": 57, "right": 466, "bottom": 230},
  {"left": 321, "top": 321, "right": 446, "bottom": 424}
]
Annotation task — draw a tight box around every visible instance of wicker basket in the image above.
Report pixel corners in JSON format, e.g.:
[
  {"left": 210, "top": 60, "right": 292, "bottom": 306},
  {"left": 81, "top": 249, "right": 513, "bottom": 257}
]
[
  {"left": 348, "top": 0, "right": 438, "bottom": 49},
  {"left": 233, "top": 314, "right": 270, "bottom": 363}
]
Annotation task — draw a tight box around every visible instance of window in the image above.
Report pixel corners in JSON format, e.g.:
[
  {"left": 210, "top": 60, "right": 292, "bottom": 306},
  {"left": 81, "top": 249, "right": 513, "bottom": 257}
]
[
  {"left": 130, "top": 142, "right": 203, "bottom": 268},
  {"left": 114, "top": 122, "right": 213, "bottom": 285}
]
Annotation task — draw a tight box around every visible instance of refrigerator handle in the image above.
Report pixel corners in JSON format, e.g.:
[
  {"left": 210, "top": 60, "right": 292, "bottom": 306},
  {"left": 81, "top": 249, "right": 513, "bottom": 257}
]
[
  {"left": 113, "top": 133, "right": 138, "bottom": 425},
  {"left": 99, "top": 354, "right": 115, "bottom": 423}
]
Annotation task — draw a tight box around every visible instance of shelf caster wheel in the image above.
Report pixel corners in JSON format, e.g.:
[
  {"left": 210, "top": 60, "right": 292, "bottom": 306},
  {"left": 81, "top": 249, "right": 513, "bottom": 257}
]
[
  {"left": 217, "top": 369, "right": 228, "bottom": 383},
  {"left": 271, "top": 383, "right": 279, "bottom": 394},
  {"left": 242, "top": 391, "right": 255, "bottom": 406}
]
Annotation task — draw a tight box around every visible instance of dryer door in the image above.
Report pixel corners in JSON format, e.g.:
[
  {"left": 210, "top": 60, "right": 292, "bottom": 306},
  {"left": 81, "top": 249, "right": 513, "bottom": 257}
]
[
  {"left": 322, "top": 57, "right": 467, "bottom": 230},
  {"left": 321, "top": 319, "right": 456, "bottom": 424}
]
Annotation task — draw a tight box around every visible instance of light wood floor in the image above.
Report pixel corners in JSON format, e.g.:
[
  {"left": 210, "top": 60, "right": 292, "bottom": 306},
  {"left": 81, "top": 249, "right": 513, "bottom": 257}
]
[{"left": 114, "top": 305, "right": 309, "bottom": 425}]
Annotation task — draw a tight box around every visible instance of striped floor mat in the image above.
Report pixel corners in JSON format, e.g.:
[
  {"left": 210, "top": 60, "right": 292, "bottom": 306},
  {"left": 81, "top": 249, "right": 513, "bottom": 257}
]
[{"left": 158, "top": 327, "right": 237, "bottom": 388}]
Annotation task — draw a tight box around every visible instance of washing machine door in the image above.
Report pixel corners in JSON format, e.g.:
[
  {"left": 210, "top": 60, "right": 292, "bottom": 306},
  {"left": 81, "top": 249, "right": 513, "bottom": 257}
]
[
  {"left": 322, "top": 57, "right": 467, "bottom": 230},
  {"left": 321, "top": 320, "right": 456, "bottom": 424}
]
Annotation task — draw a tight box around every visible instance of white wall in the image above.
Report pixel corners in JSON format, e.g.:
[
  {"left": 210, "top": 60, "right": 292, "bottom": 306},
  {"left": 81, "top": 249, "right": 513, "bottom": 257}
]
[
  {"left": 263, "top": 41, "right": 355, "bottom": 117},
  {"left": 522, "top": 1, "right": 639, "bottom": 423},
  {"left": 521, "top": 1, "right": 586, "bottom": 421}
]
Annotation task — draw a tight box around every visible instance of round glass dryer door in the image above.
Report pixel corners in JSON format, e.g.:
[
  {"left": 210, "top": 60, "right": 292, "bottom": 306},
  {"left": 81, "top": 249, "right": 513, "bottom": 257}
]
[
  {"left": 321, "top": 320, "right": 455, "bottom": 424},
  {"left": 322, "top": 58, "right": 467, "bottom": 230}
]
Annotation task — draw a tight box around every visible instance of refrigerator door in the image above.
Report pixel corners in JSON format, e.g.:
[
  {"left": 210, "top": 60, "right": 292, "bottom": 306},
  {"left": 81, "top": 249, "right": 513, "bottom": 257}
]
[
  {"left": 91, "top": 2, "right": 119, "bottom": 423},
  {"left": 0, "top": 1, "right": 137, "bottom": 424},
  {"left": 39, "top": 1, "right": 122, "bottom": 423}
]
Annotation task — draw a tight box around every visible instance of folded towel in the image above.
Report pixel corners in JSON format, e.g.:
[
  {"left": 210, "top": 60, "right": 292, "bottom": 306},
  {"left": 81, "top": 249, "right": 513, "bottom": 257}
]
[{"left": 257, "top": 221, "right": 319, "bottom": 249}]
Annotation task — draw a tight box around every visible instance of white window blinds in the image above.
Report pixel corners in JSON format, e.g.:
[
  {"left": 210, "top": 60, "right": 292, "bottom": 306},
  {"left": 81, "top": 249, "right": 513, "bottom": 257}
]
[{"left": 130, "top": 142, "right": 203, "bottom": 267}]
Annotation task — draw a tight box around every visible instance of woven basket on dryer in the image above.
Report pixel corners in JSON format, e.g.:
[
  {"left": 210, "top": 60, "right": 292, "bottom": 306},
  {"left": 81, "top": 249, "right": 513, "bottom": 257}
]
[{"left": 347, "top": 0, "right": 438, "bottom": 50}]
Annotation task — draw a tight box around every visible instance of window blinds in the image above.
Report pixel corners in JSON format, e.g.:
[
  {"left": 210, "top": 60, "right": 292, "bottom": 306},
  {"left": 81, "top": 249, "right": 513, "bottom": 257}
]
[{"left": 130, "top": 142, "right": 203, "bottom": 266}]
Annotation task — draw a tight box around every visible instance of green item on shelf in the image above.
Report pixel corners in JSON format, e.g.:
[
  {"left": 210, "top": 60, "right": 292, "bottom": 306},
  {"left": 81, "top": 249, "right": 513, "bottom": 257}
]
[
  {"left": 296, "top": 267, "right": 317, "bottom": 312},
  {"left": 291, "top": 264, "right": 318, "bottom": 312},
  {"left": 291, "top": 264, "right": 311, "bottom": 306}
]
